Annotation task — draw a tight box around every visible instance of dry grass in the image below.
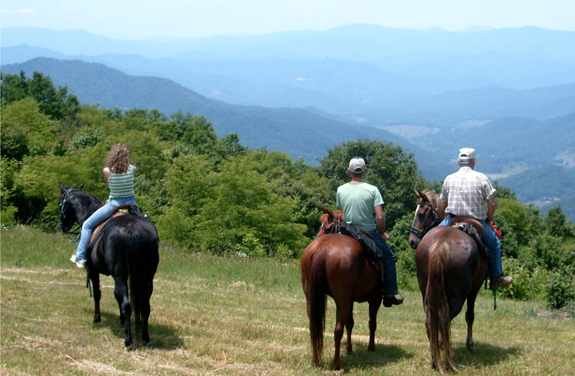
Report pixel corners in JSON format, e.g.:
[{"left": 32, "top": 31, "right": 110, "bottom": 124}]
[{"left": 1, "top": 225, "right": 574, "bottom": 375}]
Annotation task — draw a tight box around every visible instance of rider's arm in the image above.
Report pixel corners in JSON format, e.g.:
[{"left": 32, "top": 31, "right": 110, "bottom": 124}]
[
  {"left": 103, "top": 167, "right": 111, "bottom": 186},
  {"left": 374, "top": 205, "right": 388, "bottom": 240},
  {"left": 487, "top": 196, "right": 496, "bottom": 223},
  {"left": 438, "top": 198, "right": 447, "bottom": 220}
]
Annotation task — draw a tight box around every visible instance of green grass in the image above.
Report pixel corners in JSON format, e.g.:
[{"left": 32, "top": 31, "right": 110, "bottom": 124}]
[{"left": 2, "top": 225, "right": 574, "bottom": 375}]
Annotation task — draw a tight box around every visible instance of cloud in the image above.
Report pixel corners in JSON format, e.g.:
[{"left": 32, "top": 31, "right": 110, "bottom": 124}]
[{"left": 0, "top": 8, "right": 35, "bottom": 14}]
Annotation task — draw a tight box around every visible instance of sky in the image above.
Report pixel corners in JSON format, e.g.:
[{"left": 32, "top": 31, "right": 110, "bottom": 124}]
[{"left": 1, "top": 0, "right": 574, "bottom": 39}]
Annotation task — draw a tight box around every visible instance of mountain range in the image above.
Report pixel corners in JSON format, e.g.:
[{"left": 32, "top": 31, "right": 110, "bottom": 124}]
[
  {"left": 2, "top": 25, "right": 575, "bottom": 218},
  {"left": 1, "top": 57, "right": 450, "bottom": 181}
]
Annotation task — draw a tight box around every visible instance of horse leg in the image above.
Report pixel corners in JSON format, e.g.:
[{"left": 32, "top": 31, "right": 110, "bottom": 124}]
[
  {"left": 367, "top": 298, "right": 381, "bottom": 351},
  {"left": 333, "top": 298, "right": 351, "bottom": 370},
  {"left": 91, "top": 273, "right": 102, "bottom": 323},
  {"left": 465, "top": 292, "right": 479, "bottom": 352},
  {"left": 345, "top": 302, "right": 354, "bottom": 354},
  {"left": 113, "top": 276, "right": 132, "bottom": 347},
  {"left": 141, "top": 281, "right": 154, "bottom": 344}
]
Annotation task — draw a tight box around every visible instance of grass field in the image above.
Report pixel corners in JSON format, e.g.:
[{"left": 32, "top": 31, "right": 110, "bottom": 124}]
[{"left": 2, "top": 225, "right": 574, "bottom": 375}]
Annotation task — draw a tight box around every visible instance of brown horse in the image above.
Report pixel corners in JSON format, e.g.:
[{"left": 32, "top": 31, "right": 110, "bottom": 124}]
[
  {"left": 409, "top": 189, "right": 488, "bottom": 373},
  {"left": 300, "top": 208, "right": 382, "bottom": 370}
]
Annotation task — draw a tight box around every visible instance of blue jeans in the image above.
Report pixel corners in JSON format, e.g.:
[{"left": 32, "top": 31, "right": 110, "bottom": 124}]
[
  {"left": 75, "top": 196, "right": 136, "bottom": 261},
  {"left": 439, "top": 215, "right": 503, "bottom": 277},
  {"left": 368, "top": 230, "right": 399, "bottom": 296}
]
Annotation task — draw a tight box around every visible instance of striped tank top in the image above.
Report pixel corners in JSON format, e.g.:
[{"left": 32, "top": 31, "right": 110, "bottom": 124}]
[{"left": 108, "top": 165, "right": 135, "bottom": 199}]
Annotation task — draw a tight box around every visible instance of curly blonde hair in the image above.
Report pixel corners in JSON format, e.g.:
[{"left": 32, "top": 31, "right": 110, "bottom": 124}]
[{"left": 107, "top": 144, "right": 130, "bottom": 174}]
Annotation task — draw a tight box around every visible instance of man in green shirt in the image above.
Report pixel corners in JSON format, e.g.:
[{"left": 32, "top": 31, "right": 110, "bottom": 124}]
[{"left": 337, "top": 157, "right": 403, "bottom": 307}]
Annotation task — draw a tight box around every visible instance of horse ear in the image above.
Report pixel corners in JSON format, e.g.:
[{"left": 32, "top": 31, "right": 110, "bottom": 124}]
[
  {"left": 420, "top": 190, "right": 430, "bottom": 204},
  {"left": 321, "top": 207, "right": 331, "bottom": 215},
  {"left": 59, "top": 183, "right": 68, "bottom": 192},
  {"left": 414, "top": 188, "right": 421, "bottom": 198},
  {"left": 78, "top": 184, "right": 85, "bottom": 190}
]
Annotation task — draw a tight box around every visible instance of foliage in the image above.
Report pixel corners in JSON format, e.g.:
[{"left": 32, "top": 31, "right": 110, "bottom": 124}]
[
  {"left": 500, "top": 257, "right": 548, "bottom": 301},
  {"left": 546, "top": 265, "right": 575, "bottom": 310},
  {"left": 1, "top": 71, "right": 80, "bottom": 120}
]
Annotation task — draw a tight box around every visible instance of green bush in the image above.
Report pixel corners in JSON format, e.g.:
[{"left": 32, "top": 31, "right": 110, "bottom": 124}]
[
  {"left": 546, "top": 265, "right": 575, "bottom": 310},
  {"left": 501, "top": 257, "right": 548, "bottom": 300}
]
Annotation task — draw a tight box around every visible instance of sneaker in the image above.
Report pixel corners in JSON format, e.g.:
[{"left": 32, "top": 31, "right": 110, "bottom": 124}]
[
  {"left": 75, "top": 259, "right": 87, "bottom": 269},
  {"left": 490, "top": 275, "right": 513, "bottom": 290},
  {"left": 70, "top": 254, "right": 77, "bottom": 263},
  {"left": 383, "top": 295, "right": 404, "bottom": 307}
]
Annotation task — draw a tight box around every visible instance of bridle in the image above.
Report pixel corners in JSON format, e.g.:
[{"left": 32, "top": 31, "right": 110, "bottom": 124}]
[
  {"left": 320, "top": 215, "right": 342, "bottom": 235},
  {"left": 409, "top": 199, "right": 441, "bottom": 240}
]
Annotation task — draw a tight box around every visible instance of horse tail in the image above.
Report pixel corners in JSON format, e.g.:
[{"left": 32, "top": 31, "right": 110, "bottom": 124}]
[
  {"left": 309, "top": 248, "right": 328, "bottom": 363},
  {"left": 425, "top": 239, "right": 457, "bottom": 373},
  {"left": 126, "top": 220, "right": 159, "bottom": 344}
]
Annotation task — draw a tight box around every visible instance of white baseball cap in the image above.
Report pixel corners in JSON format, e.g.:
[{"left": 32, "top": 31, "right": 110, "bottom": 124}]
[
  {"left": 458, "top": 148, "right": 476, "bottom": 161},
  {"left": 348, "top": 157, "right": 366, "bottom": 173}
]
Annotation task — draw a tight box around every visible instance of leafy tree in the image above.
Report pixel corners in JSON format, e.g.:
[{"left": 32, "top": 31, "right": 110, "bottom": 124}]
[
  {"left": 1, "top": 98, "right": 55, "bottom": 160},
  {"left": 545, "top": 205, "right": 575, "bottom": 238},
  {"left": 496, "top": 198, "right": 531, "bottom": 247},
  {"left": 1, "top": 71, "right": 80, "bottom": 120}
]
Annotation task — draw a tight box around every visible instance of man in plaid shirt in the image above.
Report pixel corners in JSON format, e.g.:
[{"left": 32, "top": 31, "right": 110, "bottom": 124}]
[{"left": 439, "top": 148, "right": 513, "bottom": 290}]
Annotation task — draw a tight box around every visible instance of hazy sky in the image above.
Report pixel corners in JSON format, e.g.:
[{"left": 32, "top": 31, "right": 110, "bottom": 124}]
[{"left": 2, "top": 1, "right": 574, "bottom": 39}]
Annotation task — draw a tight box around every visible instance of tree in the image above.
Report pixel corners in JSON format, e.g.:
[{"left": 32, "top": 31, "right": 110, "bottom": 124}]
[
  {"left": 545, "top": 205, "right": 574, "bottom": 238},
  {"left": 1, "top": 71, "right": 80, "bottom": 120},
  {"left": 1, "top": 98, "right": 54, "bottom": 161}
]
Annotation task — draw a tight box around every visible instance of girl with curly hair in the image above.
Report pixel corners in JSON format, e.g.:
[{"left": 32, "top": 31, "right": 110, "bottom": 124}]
[{"left": 71, "top": 144, "right": 137, "bottom": 268}]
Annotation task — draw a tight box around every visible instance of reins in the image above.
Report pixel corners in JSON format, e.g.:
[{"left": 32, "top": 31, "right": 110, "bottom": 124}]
[{"left": 328, "top": 216, "right": 341, "bottom": 234}]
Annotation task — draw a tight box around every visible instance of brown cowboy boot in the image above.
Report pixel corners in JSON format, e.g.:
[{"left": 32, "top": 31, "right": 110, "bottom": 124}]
[
  {"left": 383, "top": 295, "right": 404, "bottom": 307},
  {"left": 489, "top": 275, "right": 513, "bottom": 290}
]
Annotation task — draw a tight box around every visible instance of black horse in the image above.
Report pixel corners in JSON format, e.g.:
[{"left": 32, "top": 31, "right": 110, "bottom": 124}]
[{"left": 58, "top": 183, "right": 159, "bottom": 347}]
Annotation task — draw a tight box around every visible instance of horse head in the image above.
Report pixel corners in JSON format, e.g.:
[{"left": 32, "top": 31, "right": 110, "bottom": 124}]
[
  {"left": 317, "top": 207, "right": 344, "bottom": 238},
  {"left": 409, "top": 189, "right": 442, "bottom": 249},
  {"left": 58, "top": 183, "right": 102, "bottom": 232}
]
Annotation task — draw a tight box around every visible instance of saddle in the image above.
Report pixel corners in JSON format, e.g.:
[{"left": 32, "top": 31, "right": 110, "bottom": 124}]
[
  {"left": 450, "top": 216, "right": 488, "bottom": 260},
  {"left": 339, "top": 222, "right": 383, "bottom": 263},
  {"left": 89, "top": 204, "right": 146, "bottom": 247}
]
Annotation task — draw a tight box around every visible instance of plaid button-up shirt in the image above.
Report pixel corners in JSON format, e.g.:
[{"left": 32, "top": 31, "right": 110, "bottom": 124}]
[{"left": 440, "top": 166, "right": 496, "bottom": 221}]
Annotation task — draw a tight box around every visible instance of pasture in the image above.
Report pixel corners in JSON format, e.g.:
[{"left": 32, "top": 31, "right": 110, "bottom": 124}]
[{"left": 2, "top": 225, "right": 574, "bottom": 375}]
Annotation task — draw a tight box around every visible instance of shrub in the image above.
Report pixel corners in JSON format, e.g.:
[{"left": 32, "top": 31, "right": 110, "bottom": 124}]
[
  {"left": 501, "top": 257, "right": 548, "bottom": 300},
  {"left": 546, "top": 265, "right": 575, "bottom": 310}
]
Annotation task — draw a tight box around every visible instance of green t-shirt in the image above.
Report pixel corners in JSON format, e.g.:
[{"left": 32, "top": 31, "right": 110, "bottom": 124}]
[{"left": 336, "top": 182, "right": 384, "bottom": 231}]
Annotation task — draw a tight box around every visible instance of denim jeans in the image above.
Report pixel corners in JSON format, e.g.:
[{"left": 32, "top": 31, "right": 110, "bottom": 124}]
[
  {"left": 75, "top": 196, "right": 136, "bottom": 261},
  {"left": 368, "top": 230, "right": 399, "bottom": 296},
  {"left": 439, "top": 215, "right": 503, "bottom": 277}
]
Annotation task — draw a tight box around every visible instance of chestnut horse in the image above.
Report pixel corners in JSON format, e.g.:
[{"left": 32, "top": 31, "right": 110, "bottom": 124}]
[
  {"left": 300, "top": 208, "right": 382, "bottom": 369},
  {"left": 409, "top": 189, "right": 488, "bottom": 373}
]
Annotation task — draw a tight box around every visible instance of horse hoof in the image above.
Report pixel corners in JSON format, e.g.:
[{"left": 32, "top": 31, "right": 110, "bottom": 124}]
[
  {"left": 467, "top": 345, "right": 476, "bottom": 353},
  {"left": 93, "top": 316, "right": 101, "bottom": 323}
]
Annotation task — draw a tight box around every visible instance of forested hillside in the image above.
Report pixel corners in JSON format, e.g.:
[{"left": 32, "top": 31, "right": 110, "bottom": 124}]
[
  {"left": 1, "top": 71, "right": 574, "bottom": 311},
  {"left": 1, "top": 57, "right": 451, "bottom": 180}
]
